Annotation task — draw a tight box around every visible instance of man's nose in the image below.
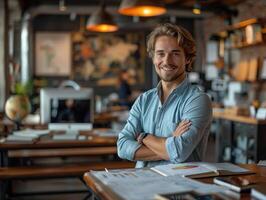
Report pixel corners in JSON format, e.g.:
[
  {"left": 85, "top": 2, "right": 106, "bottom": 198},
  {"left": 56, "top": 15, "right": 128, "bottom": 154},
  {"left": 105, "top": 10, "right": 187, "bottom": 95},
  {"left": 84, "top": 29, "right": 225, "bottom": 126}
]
[{"left": 163, "top": 54, "right": 173, "bottom": 64}]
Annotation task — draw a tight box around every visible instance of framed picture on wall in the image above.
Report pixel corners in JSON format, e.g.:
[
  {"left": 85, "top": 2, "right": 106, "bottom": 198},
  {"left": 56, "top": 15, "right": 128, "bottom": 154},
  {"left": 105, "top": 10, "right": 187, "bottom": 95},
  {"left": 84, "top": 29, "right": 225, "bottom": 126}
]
[
  {"left": 35, "top": 32, "right": 71, "bottom": 76},
  {"left": 71, "top": 32, "right": 146, "bottom": 86}
]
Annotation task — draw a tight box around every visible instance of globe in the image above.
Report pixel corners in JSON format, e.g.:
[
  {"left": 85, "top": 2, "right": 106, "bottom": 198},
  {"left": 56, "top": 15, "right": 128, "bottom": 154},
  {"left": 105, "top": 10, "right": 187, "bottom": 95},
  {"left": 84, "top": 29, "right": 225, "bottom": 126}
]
[{"left": 5, "top": 95, "right": 31, "bottom": 123}]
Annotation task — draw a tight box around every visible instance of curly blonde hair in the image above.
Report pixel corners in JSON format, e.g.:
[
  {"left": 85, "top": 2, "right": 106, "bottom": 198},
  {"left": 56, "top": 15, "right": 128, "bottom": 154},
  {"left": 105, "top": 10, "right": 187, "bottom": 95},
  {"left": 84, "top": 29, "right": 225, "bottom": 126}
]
[{"left": 147, "top": 23, "right": 196, "bottom": 72}]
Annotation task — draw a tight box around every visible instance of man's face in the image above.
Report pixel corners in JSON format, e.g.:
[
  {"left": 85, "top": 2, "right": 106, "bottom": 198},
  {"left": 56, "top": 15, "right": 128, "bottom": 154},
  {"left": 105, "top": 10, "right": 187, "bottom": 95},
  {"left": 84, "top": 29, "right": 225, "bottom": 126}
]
[{"left": 153, "top": 36, "right": 187, "bottom": 83}]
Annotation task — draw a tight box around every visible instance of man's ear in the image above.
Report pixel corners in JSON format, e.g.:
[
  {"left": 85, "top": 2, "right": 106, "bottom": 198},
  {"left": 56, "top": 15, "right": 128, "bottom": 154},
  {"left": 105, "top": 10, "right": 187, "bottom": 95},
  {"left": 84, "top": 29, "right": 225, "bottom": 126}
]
[{"left": 186, "top": 58, "right": 191, "bottom": 65}]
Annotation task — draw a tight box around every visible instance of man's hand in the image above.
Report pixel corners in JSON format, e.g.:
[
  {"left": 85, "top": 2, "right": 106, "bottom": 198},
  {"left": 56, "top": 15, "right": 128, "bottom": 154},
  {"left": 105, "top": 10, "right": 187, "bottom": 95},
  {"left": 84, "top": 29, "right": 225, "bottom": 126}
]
[
  {"left": 172, "top": 119, "right": 191, "bottom": 137},
  {"left": 136, "top": 133, "right": 147, "bottom": 144},
  {"left": 135, "top": 133, "right": 143, "bottom": 143}
]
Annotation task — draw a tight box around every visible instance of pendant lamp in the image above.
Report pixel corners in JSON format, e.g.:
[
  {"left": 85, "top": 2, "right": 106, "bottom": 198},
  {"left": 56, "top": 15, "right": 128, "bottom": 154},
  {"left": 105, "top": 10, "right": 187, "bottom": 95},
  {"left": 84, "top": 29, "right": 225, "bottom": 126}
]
[
  {"left": 193, "top": 2, "right": 201, "bottom": 15},
  {"left": 86, "top": 2, "right": 118, "bottom": 32},
  {"left": 118, "top": 0, "right": 166, "bottom": 17}
]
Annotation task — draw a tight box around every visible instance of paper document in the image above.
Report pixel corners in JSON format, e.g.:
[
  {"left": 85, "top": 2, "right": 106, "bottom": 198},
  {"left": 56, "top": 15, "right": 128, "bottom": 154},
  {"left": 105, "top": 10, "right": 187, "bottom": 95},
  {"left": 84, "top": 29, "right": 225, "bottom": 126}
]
[
  {"left": 6, "top": 135, "right": 37, "bottom": 142},
  {"left": 13, "top": 129, "right": 49, "bottom": 138},
  {"left": 91, "top": 169, "right": 234, "bottom": 200},
  {"left": 151, "top": 163, "right": 212, "bottom": 177},
  {"left": 203, "top": 162, "right": 250, "bottom": 173},
  {"left": 91, "top": 168, "right": 160, "bottom": 185}
]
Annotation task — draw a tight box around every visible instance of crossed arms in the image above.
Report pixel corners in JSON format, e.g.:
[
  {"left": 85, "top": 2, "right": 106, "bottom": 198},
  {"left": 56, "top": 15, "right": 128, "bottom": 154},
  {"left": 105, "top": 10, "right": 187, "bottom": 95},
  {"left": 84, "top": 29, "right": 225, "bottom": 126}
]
[
  {"left": 117, "top": 93, "right": 212, "bottom": 163},
  {"left": 134, "top": 120, "right": 191, "bottom": 161}
]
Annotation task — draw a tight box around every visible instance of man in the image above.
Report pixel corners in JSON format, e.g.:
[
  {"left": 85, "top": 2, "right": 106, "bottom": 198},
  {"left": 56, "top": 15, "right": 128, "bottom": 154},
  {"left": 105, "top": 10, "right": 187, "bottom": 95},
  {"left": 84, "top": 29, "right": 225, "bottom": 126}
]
[{"left": 117, "top": 23, "right": 212, "bottom": 168}]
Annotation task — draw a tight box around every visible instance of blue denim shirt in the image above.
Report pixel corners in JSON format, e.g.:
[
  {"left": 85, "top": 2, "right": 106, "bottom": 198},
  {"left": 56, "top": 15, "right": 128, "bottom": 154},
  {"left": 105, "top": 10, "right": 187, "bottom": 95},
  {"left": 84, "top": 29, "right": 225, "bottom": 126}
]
[{"left": 117, "top": 78, "right": 212, "bottom": 168}]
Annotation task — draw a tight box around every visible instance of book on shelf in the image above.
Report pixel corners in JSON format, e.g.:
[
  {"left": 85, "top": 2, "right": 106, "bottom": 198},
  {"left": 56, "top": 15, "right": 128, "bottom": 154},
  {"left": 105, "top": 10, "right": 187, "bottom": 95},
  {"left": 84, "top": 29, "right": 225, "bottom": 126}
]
[
  {"left": 151, "top": 162, "right": 253, "bottom": 179},
  {"left": 251, "top": 183, "right": 266, "bottom": 200},
  {"left": 247, "top": 57, "right": 259, "bottom": 82}
]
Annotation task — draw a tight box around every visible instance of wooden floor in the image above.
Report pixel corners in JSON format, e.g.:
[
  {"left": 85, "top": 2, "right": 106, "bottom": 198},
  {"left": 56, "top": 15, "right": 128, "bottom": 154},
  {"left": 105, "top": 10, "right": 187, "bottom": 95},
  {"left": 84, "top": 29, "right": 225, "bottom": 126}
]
[{"left": 10, "top": 135, "right": 216, "bottom": 200}]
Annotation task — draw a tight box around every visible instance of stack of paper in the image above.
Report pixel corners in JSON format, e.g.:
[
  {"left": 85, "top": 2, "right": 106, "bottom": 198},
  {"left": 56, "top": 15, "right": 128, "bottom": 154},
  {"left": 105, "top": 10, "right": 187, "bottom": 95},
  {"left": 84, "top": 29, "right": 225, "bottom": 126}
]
[
  {"left": 6, "top": 129, "right": 49, "bottom": 142},
  {"left": 13, "top": 129, "right": 49, "bottom": 138},
  {"left": 90, "top": 168, "right": 236, "bottom": 200}
]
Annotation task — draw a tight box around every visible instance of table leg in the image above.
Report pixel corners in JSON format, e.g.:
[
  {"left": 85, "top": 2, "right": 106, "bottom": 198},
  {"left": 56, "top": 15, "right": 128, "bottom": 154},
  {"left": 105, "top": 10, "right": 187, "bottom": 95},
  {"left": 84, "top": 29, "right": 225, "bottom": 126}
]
[
  {"left": 0, "top": 181, "right": 7, "bottom": 200},
  {"left": 0, "top": 150, "right": 9, "bottom": 200},
  {"left": 0, "top": 150, "right": 8, "bottom": 167}
]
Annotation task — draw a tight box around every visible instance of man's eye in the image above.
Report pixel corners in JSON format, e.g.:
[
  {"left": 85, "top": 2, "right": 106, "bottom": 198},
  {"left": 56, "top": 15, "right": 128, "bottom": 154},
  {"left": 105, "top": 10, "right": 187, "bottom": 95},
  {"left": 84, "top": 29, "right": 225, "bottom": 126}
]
[{"left": 157, "top": 53, "right": 164, "bottom": 57}]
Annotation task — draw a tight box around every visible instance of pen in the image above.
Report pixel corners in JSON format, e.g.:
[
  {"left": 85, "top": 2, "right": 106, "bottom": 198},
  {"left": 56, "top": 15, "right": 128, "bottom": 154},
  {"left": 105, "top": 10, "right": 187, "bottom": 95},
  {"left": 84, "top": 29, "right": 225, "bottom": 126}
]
[{"left": 105, "top": 168, "right": 109, "bottom": 173}]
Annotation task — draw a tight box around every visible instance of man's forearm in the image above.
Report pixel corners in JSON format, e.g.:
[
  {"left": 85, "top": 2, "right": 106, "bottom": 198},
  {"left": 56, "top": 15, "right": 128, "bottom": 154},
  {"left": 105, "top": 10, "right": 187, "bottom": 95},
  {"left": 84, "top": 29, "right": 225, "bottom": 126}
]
[
  {"left": 133, "top": 145, "right": 162, "bottom": 161},
  {"left": 142, "top": 135, "right": 169, "bottom": 160}
]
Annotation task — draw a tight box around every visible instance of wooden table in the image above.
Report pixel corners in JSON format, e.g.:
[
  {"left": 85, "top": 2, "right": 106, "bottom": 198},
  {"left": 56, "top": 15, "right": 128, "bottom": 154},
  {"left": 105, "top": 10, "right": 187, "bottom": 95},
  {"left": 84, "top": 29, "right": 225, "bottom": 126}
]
[
  {"left": 83, "top": 164, "right": 266, "bottom": 200},
  {"left": 0, "top": 130, "right": 118, "bottom": 167},
  {"left": 0, "top": 129, "right": 135, "bottom": 200},
  {"left": 213, "top": 111, "right": 266, "bottom": 163},
  {"left": 213, "top": 111, "right": 266, "bottom": 125}
]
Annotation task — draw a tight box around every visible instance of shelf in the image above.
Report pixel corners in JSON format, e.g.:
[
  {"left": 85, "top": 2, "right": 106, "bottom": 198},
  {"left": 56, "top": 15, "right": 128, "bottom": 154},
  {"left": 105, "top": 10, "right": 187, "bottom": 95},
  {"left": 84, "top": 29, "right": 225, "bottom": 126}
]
[
  {"left": 227, "top": 41, "right": 266, "bottom": 49},
  {"left": 226, "top": 18, "right": 266, "bottom": 31},
  {"left": 213, "top": 111, "right": 266, "bottom": 125}
]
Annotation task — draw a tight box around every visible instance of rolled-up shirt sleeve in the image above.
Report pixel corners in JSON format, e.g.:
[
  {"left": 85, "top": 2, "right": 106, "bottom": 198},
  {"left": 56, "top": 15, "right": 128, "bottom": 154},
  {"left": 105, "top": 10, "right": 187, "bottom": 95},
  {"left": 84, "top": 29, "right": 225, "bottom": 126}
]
[
  {"left": 117, "top": 96, "right": 143, "bottom": 161},
  {"left": 165, "top": 93, "right": 212, "bottom": 163}
]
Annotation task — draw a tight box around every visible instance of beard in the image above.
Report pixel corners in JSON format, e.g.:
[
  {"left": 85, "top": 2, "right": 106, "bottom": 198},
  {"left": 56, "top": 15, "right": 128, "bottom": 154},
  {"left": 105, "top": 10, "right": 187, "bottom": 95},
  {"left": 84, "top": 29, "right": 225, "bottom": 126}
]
[{"left": 156, "top": 64, "right": 186, "bottom": 82}]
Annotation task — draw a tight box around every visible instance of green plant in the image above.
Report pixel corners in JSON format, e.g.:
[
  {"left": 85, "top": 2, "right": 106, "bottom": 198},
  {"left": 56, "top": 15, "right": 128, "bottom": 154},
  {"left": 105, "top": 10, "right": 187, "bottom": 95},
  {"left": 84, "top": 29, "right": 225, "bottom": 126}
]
[{"left": 14, "top": 81, "right": 33, "bottom": 96}]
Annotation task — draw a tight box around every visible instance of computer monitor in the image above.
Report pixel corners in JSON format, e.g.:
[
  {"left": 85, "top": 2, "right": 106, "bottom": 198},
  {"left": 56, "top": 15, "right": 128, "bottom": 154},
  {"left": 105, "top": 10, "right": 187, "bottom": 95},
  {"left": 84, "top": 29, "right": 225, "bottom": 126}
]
[{"left": 40, "top": 88, "right": 94, "bottom": 125}]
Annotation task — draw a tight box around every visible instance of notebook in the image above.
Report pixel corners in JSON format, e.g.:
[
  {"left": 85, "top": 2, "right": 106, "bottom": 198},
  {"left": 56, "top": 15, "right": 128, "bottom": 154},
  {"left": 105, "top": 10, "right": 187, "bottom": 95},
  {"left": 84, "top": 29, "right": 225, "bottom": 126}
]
[
  {"left": 151, "top": 162, "right": 253, "bottom": 179},
  {"left": 213, "top": 176, "right": 255, "bottom": 192}
]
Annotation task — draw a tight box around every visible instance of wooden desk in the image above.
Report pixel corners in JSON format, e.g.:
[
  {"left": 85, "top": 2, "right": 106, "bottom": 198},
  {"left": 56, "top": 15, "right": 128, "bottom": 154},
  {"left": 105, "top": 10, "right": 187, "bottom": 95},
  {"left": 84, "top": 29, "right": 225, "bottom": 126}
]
[
  {"left": 213, "top": 111, "right": 266, "bottom": 164},
  {"left": 83, "top": 164, "right": 266, "bottom": 200},
  {"left": 0, "top": 130, "right": 134, "bottom": 200},
  {"left": 0, "top": 114, "right": 118, "bottom": 133},
  {"left": 0, "top": 130, "right": 118, "bottom": 167},
  {"left": 213, "top": 111, "right": 266, "bottom": 125}
]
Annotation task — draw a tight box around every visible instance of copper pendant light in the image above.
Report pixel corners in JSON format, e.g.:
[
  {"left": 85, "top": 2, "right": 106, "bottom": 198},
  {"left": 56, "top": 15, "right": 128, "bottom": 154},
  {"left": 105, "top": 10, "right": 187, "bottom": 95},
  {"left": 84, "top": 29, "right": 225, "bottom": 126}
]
[
  {"left": 193, "top": 1, "right": 201, "bottom": 15},
  {"left": 118, "top": 0, "right": 166, "bottom": 17},
  {"left": 86, "top": 2, "right": 118, "bottom": 32}
]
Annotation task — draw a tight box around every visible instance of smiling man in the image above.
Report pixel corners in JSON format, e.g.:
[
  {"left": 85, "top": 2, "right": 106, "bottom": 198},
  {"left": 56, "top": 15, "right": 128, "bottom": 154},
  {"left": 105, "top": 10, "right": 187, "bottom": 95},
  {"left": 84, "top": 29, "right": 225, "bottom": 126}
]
[{"left": 117, "top": 23, "right": 212, "bottom": 168}]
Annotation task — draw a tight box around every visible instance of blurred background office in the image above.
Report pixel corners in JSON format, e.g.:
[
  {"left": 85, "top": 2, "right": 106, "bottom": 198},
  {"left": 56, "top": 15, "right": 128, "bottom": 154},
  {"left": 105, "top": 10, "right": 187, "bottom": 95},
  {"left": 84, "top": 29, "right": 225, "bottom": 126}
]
[{"left": 1, "top": 0, "right": 266, "bottom": 199}]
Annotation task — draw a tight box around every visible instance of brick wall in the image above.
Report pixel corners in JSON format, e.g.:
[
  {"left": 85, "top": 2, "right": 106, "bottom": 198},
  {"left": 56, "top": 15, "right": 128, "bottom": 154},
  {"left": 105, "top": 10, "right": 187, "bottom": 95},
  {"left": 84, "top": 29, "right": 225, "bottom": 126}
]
[{"left": 203, "top": 0, "right": 266, "bottom": 103}]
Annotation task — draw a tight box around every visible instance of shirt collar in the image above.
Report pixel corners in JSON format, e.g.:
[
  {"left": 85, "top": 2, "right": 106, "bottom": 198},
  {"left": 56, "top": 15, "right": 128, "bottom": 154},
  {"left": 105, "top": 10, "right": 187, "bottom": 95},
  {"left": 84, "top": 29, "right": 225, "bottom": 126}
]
[{"left": 156, "top": 77, "right": 189, "bottom": 97}]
